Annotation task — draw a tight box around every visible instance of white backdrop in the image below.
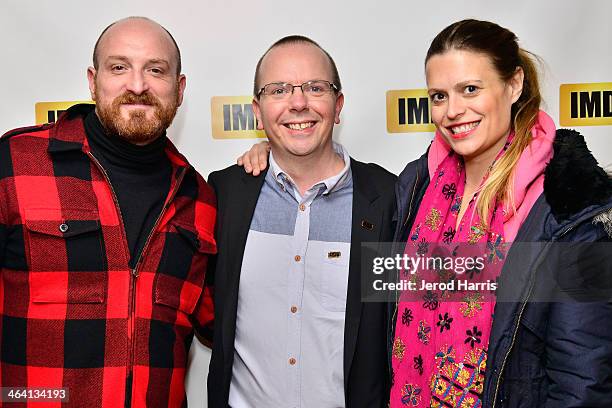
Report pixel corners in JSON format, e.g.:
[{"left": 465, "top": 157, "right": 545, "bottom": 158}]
[{"left": 1, "top": 1, "right": 610, "bottom": 406}]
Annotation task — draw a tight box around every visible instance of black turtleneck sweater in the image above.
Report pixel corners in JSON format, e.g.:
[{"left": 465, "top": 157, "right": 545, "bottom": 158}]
[{"left": 84, "top": 111, "right": 172, "bottom": 269}]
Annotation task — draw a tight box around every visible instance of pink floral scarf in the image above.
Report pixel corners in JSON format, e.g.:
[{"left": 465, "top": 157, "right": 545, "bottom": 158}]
[{"left": 389, "top": 111, "right": 556, "bottom": 407}]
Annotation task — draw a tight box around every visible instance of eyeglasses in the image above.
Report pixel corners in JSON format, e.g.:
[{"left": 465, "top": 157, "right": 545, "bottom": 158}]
[{"left": 257, "top": 80, "right": 338, "bottom": 99}]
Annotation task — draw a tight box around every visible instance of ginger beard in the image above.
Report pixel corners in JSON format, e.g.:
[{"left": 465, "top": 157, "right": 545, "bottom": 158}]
[{"left": 94, "top": 84, "right": 180, "bottom": 145}]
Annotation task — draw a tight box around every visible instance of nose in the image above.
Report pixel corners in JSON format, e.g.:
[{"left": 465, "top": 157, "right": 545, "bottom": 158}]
[
  {"left": 288, "top": 87, "right": 308, "bottom": 111},
  {"left": 125, "top": 70, "right": 149, "bottom": 95},
  {"left": 445, "top": 95, "right": 465, "bottom": 120}
]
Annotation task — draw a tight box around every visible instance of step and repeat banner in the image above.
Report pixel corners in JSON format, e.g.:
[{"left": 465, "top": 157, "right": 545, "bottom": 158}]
[{"left": 1, "top": 0, "right": 610, "bottom": 406}]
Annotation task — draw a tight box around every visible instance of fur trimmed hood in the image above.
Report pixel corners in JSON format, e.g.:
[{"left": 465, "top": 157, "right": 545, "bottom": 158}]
[{"left": 544, "top": 128, "right": 612, "bottom": 224}]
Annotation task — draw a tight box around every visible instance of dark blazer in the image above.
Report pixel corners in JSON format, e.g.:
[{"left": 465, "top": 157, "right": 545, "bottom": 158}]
[{"left": 207, "top": 159, "right": 396, "bottom": 407}]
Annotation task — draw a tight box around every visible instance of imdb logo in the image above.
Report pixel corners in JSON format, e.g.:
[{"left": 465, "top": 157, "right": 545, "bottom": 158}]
[
  {"left": 35, "top": 101, "right": 92, "bottom": 124},
  {"left": 559, "top": 83, "right": 612, "bottom": 126},
  {"left": 386, "top": 89, "right": 435, "bottom": 133},
  {"left": 211, "top": 96, "right": 267, "bottom": 139}
]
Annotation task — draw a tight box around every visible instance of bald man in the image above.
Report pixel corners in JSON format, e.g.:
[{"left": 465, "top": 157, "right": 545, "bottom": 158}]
[
  {"left": 0, "top": 17, "right": 216, "bottom": 407},
  {"left": 207, "top": 36, "right": 395, "bottom": 408}
]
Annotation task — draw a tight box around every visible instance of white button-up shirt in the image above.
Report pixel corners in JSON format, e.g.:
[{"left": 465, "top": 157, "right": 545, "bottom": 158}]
[{"left": 229, "top": 143, "right": 353, "bottom": 408}]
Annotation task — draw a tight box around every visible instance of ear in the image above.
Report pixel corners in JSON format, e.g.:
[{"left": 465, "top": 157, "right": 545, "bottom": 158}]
[
  {"left": 252, "top": 97, "right": 264, "bottom": 130},
  {"left": 176, "top": 74, "right": 187, "bottom": 106},
  {"left": 334, "top": 92, "right": 344, "bottom": 124},
  {"left": 509, "top": 66, "right": 524, "bottom": 104},
  {"left": 87, "top": 67, "right": 97, "bottom": 101}
]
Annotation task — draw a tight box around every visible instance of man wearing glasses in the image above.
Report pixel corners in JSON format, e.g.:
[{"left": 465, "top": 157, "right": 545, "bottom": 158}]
[{"left": 207, "top": 36, "right": 395, "bottom": 407}]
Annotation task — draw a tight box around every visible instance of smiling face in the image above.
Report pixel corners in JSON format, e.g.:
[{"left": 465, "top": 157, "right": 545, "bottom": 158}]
[
  {"left": 252, "top": 42, "right": 343, "bottom": 162},
  {"left": 87, "top": 18, "right": 186, "bottom": 144},
  {"left": 426, "top": 49, "right": 523, "bottom": 164}
]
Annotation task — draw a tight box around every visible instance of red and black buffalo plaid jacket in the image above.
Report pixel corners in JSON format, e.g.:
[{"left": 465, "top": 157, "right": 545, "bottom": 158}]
[{"left": 0, "top": 104, "right": 216, "bottom": 407}]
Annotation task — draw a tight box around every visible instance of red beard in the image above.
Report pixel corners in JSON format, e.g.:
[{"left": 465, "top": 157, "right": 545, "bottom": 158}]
[{"left": 95, "top": 90, "right": 179, "bottom": 145}]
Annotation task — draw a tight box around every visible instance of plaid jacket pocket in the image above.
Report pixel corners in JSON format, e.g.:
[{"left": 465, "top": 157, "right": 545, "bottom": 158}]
[
  {"left": 154, "top": 223, "right": 213, "bottom": 315},
  {"left": 25, "top": 208, "right": 106, "bottom": 304}
]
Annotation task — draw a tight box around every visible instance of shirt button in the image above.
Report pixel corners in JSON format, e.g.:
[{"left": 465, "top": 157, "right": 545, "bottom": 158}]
[
  {"left": 299, "top": 204, "right": 306, "bottom": 211},
  {"left": 59, "top": 223, "right": 69, "bottom": 233},
  {"left": 294, "top": 255, "right": 301, "bottom": 262},
  {"left": 289, "top": 357, "right": 296, "bottom": 365},
  {"left": 290, "top": 306, "right": 298, "bottom": 313}
]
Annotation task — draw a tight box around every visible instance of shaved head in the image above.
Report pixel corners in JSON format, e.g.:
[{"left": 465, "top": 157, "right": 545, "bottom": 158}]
[
  {"left": 254, "top": 35, "right": 342, "bottom": 97},
  {"left": 87, "top": 16, "right": 186, "bottom": 144},
  {"left": 93, "top": 16, "right": 182, "bottom": 75}
]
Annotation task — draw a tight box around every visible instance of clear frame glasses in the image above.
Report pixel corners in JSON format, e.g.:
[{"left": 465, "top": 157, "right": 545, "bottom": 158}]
[{"left": 257, "top": 80, "right": 338, "bottom": 99}]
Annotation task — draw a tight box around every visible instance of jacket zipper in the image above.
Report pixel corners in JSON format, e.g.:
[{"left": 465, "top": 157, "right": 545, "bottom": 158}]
[
  {"left": 490, "top": 223, "right": 578, "bottom": 407},
  {"left": 129, "top": 164, "right": 187, "bottom": 279},
  {"left": 489, "top": 201, "right": 612, "bottom": 406},
  {"left": 87, "top": 152, "right": 135, "bottom": 405},
  {"left": 403, "top": 172, "right": 420, "bottom": 228},
  {"left": 395, "top": 170, "right": 420, "bottom": 304},
  {"left": 390, "top": 170, "right": 420, "bottom": 381},
  {"left": 125, "top": 166, "right": 187, "bottom": 406},
  {"left": 87, "top": 151, "right": 187, "bottom": 406}
]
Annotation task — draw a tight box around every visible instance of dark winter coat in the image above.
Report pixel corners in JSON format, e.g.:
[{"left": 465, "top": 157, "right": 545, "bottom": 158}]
[{"left": 390, "top": 129, "right": 612, "bottom": 407}]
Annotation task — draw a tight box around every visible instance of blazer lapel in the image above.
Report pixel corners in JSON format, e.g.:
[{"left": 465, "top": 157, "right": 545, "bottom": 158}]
[
  {"left": 344, "top": 160, "right": 384, "bottom": 389},
  {"left": 222, "top": 169, "right": 268, "bottom": 365}
]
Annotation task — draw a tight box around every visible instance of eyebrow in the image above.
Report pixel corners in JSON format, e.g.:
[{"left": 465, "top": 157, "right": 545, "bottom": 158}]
[
  {"left": 454, "top": 80, "right": 484, "bottom": 89},
  {"left": 105, "top": 55, "right": 130, "bottom": 63},
  {"left": 147, "top": 58, "right": 171, "bottom": 67},
  {"left": 104, "top": 56, "right": 171, "bottom": 67},
  {"left": 428, "top": 80, "right": 484, "bottom": 94}
]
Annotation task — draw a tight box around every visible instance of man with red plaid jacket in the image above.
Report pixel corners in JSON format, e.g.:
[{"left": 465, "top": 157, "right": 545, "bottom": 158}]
[{"left": 0, "top": 17, "right": 216, "bottom": 407}]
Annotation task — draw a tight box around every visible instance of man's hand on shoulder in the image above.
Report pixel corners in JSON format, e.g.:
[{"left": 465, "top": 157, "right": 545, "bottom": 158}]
[{"left": 236, "top": 141, "right": 270, "bottom": 176}]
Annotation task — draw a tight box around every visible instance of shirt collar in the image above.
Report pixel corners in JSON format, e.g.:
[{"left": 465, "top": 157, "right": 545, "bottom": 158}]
[{"left": 269, "top": 142, "right": 352, "bottom": 198}]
